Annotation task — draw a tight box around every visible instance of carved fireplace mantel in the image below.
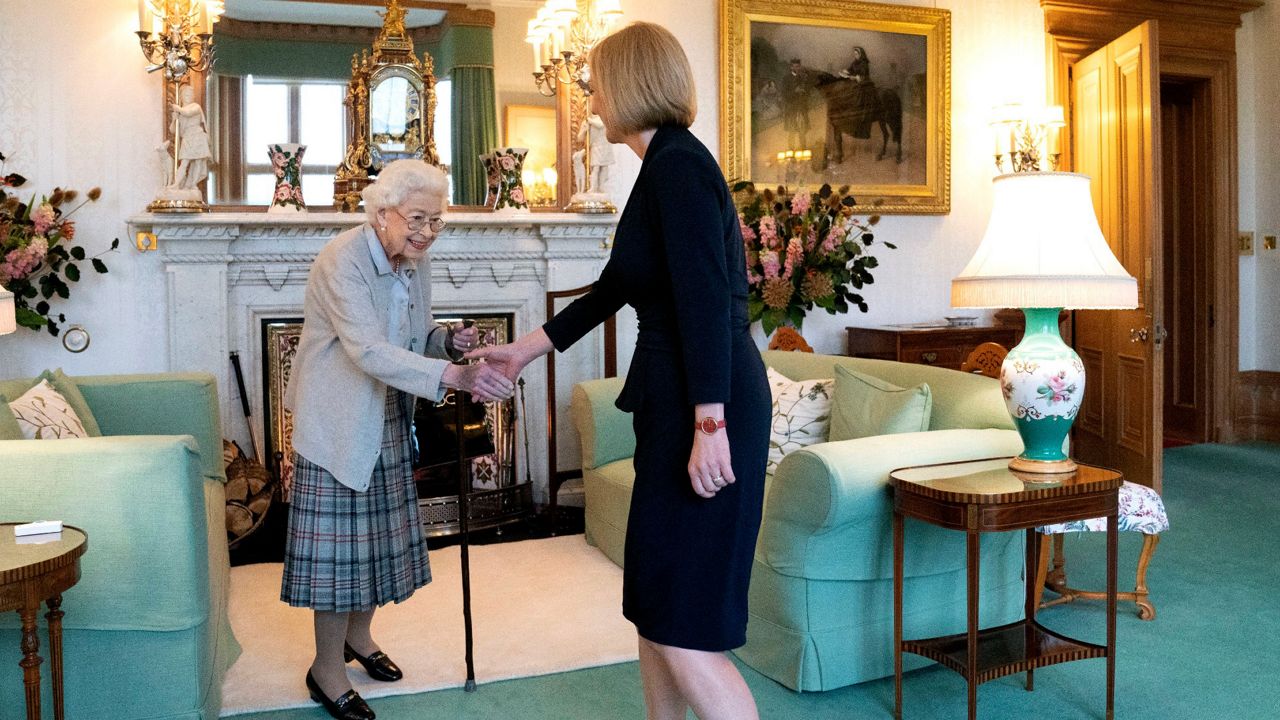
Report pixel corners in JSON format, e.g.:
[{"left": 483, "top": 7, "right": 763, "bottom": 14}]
[{"left": 127, "top": 211, "right": 619, "bottom": 504}]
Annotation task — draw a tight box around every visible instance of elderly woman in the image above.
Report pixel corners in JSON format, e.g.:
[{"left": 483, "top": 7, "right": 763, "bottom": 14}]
[
  {"left": 282, "top": 159, "right": 514, "bottom": 720},
  {"left": 469, "top": 22, "right": 769, "bottom": 720}
]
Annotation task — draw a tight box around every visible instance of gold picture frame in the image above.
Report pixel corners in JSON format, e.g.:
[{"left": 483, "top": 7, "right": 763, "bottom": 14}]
[{"left": 720, "top": 0, "right": 950, "bottom": 214}]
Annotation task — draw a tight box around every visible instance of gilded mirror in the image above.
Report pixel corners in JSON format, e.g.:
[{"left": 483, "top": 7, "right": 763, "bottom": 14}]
[{"left": 204, "top": 0, "right": 558, "bottom": 210}]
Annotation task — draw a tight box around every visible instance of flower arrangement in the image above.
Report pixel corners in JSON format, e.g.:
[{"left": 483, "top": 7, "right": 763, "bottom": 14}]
[
  {"left": 0, "top": 151, "right": 117, "bottom": 336},
  {"left": 735, "top": 182, "right": 895, "bottom": 336}
]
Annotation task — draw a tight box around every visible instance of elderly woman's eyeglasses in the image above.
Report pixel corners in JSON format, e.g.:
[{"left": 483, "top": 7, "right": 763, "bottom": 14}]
[{"left": 391, "top": 207, "right": 446, "bottom": 233}]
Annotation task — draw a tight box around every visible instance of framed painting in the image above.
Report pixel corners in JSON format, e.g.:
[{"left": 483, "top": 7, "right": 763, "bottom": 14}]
[{"left": 721, "top": 0, "right": 950, "bottom": 214}]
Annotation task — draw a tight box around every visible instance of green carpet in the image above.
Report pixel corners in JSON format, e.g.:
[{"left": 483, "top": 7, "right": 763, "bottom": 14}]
[{"left": 232, "top": 443, "right": 1280, "bottom": 719}]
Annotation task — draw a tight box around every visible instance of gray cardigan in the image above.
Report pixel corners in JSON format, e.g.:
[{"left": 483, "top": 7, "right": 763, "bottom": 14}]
[{"left": 285, "top": 223, "right": 453, "bottom": 491}]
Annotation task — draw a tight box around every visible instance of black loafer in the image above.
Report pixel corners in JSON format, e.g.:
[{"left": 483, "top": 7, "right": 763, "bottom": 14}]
[
  {"left": 305, "top": 671, "right": 375, "bottom": 720},
  {"left": 344, "top": 642, "right": 404, "bottom": 682}
]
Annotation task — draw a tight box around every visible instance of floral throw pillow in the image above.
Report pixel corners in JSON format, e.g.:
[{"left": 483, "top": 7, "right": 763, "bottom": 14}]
[
  {"left": 8, "top": 379, "right": 90, "bottom": 440},
  {"left": 766, "top": 367, "right": 834, "bottom": 476}
]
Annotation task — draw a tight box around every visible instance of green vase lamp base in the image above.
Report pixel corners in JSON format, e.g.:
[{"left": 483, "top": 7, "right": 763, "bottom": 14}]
[{"left": 1000, "top": 307, "right": 1086, "bottom": 476}]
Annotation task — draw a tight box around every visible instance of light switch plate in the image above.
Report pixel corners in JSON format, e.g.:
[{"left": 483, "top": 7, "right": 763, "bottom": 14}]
[
  {"left": 1266, "top": 235, "right": 1277, "bottom": 251},
  {"left": 1240, "top": 231, "right": 1255, "bottom": 256}
]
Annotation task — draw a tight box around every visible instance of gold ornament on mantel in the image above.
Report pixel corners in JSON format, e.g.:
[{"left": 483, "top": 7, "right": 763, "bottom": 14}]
[{"left": 333, "top": 0, "right": 440, "bottom": 212}]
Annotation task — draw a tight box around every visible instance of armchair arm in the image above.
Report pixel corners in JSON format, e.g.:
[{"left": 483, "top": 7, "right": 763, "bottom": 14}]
[
  {"left": 760, "top": 428, "right": 1024, "bottom": 581},
  {"left": 0, "top": 435, "right": 212, "bottom": 632},
  {"left": 570, "top": 377, "right": 633, "bottom": 470},
  {"left": 73, "top": 373, "right": 225, "bottom": 484}
]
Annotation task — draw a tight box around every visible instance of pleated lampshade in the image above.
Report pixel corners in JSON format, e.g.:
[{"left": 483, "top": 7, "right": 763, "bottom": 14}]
[{"left": 951, "top": 172, "right": 1138, "bottom": 310}]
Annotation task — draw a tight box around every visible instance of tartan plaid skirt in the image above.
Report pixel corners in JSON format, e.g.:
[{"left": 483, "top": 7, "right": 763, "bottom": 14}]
[{"left": 280, "top": 389, "right": 432, "bottom": 612}]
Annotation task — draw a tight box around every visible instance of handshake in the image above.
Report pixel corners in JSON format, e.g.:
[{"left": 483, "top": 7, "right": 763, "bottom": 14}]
[{"left": 439, "top": 323, "right": 543, "bottom": 404}]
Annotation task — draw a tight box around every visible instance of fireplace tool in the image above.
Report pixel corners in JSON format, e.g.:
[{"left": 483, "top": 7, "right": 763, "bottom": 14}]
[{"left": 455, "top": 321, "right": 478, "bottom": 692}]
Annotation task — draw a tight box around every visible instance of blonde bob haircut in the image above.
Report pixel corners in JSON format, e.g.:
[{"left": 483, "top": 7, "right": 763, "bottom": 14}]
[{"left": 588, "top": 22, "right": 696, "bottom": 136}]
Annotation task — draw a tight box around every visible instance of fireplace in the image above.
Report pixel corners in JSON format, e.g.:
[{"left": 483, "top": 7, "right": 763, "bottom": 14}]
[{"left": 261, "top": 313, "right": 532, "bottom": 537}]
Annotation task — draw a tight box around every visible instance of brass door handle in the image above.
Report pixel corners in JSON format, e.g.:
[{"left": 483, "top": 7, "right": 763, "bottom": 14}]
[
  {"left": 1130, "top": 327, "right": 1150, "bottom": 343},
  {"left": 921, "top": 351, "right": 938, "bottom": 364}
]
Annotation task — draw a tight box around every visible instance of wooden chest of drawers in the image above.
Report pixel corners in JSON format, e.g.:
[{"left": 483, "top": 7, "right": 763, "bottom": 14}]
[{"left": 845, "top": 324, "right": 1019, "bottom": 370}]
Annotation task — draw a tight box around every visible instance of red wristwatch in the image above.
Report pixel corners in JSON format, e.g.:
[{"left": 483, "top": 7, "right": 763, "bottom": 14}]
[{"left": 696, "top": 417, "right": 727, "bottom": 435}]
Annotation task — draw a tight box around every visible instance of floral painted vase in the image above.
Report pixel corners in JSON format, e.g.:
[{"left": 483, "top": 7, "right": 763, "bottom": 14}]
[
  {"left": 267, "top": 143, "right": 307, "bottom": 213},
  {"left": 1000, "top": 307, "right": 1083, "bottom": 467},
  {"left": 491, "top": 147, "right": 529, "bottom": 212},
  {"left": 479, "top": 152, "right": 500, "bottom": 208}
]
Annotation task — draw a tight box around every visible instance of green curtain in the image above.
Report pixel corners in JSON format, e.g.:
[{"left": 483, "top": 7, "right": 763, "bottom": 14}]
[
  {"left": 214, "top": 35, "right": 367, "bottom": 80},
  {"left": 450, "top": 66, "right": 497, "bottom": 206}
]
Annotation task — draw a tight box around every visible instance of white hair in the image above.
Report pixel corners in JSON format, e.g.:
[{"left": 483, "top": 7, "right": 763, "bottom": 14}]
[{"left": 363, "top": 160, "right": 449, "bottom": 223}]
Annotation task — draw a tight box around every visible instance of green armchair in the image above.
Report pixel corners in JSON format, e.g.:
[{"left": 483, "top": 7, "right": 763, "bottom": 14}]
[
  {"left": 571, "top": 351, "right": 1027, "bottom": 691},
  {"left": 0, "top": 373, "right": 240, "bottom": 719}
]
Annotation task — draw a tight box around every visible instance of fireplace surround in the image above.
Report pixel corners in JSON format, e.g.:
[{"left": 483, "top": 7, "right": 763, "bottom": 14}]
[{"left": 128, "top": 211, "right": 622, "bottom": 507}]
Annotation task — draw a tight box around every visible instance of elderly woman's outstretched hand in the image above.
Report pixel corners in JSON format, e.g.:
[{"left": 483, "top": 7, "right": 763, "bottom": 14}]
[{"left": 442, "top": 362, "right": 515, "bottom": 403}]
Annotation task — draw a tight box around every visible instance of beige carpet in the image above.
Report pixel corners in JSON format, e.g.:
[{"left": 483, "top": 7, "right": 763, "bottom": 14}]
[{"left": 220, "top": 535, "right": 638, "bottom": 716}]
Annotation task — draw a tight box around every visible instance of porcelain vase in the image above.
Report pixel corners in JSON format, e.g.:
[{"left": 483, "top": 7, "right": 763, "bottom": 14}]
[
  {"left": 1000, "top": 307, "right": 1083, "bottom": 472},
  {"left": 267, "top": 143, "right": 307, "bottom": 213},
  {"left": 490, "top": 147, "right": 529, "bottom": 213},
  {"left": 479, "top": 152, "right": 500, "bottom": 209}
]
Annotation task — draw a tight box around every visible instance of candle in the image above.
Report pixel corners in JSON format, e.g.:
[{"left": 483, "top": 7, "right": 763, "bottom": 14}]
[{"left": 138, "top": 0, "right": 153, "bottom": 34}]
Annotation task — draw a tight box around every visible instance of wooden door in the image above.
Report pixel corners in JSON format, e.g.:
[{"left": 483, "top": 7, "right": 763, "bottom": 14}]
[
  {"left": 1160, "top": 79, "right": 1212, "bottom": 445},
  {"left": 1069, "top": 21, "right": 1165, "bottom": 491}
]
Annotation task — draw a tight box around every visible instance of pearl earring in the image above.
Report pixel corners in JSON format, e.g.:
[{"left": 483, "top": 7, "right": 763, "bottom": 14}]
[{"left": 380, "top": 225, "right": 387, "bottom": 231}]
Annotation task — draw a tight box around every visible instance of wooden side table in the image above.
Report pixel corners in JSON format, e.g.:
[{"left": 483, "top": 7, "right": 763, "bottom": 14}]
[
  {"left": 0, "top": 523, "right": 87, "bottom": 720},
  {"left": 846, "top": 324, "right": 1019, "bottom": 370},
  {"left": 890, "top": 459, "right": 1120, "bottom": 720}
]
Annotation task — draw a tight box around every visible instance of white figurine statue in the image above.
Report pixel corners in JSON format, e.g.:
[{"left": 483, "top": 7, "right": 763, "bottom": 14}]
[
  {"left": 578, "top": 114, "right": 614, "bottom": 195},
  {"left": 169, "top": 84, "right": 213, "bottom": 191},
  {"left": 149, "top": 83, "right": 213, "bottom": 211}
]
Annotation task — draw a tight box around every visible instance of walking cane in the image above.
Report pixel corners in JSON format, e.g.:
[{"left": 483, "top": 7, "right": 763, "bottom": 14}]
[
  {"left": 229, "top": 352, "right": 265, "bottom": 462},
  {"left": 454, "top": 322, "right": 478, "bottom": 692}
]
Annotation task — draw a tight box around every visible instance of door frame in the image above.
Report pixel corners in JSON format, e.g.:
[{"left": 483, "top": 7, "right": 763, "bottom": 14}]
[{"left": 1042, "top": 0, "right": 1260, "bottom": 443}]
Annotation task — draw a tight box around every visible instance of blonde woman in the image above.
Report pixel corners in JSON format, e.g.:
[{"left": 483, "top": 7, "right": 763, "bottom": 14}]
[
  {"left": 282, "top": 160, "right": 514, "bottom": 720},
  {"left": 469, "top": 22, "right": 769, "bottom": 720}
]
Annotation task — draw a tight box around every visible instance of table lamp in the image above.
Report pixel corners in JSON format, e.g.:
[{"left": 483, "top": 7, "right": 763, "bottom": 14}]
[
  {"left": 951, "top": 171, "right": 1137, "bottom": 474},
  {"left": 0, "top": 283, "right": 16, "bottom": 335}
]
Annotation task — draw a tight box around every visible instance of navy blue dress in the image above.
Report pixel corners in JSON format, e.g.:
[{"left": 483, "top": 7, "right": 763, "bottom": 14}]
[{"left": 544, "top": 124, "right": 770, "bottom": 651}]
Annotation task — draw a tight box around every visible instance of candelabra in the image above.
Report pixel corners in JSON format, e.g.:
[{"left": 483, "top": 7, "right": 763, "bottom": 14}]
[
  {"left": 136, "top": 0, "right": 223, "bottom": 83},
  {"left": 776, "top": 149, "right": 813, "bottom": 188},
  {"left": 528, "top": 0, "right": 623, "bottom": 97},
  {"left": 990, "top": 104, "right": 1065, "bottom": 174}
]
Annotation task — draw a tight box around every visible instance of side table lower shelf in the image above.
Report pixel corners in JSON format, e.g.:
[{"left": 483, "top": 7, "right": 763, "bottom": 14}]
[{"left": 902, "top": 619, "right": 1107, "bottom": 686}]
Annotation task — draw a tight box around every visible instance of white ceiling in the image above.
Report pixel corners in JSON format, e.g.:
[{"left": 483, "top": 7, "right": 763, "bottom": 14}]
[{"left": 223, "top": 0, "right": 451, "bottom": 28}]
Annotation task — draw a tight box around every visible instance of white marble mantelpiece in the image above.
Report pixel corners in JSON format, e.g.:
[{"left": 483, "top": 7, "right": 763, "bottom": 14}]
[{"left": 127, "top": 211, "right": 621, "bottom": 504}]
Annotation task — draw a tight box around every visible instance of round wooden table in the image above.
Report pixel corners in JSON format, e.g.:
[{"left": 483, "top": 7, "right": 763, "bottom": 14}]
[{"left": 0, "top": 523, "right": 87, "bottom": 720}]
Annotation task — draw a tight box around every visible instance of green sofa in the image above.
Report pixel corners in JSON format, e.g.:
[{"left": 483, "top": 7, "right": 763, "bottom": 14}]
[
  {"left": 571, "top": 351, "right": 1027, "bottom": 691},
  {"left": 0, "top": 373, "right": 241, "bottom": 719}
]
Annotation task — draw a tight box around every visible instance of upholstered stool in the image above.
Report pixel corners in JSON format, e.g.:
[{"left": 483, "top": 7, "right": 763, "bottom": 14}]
[{"left": 1034, "top": 480, "right": 1169, "bottom": 619}]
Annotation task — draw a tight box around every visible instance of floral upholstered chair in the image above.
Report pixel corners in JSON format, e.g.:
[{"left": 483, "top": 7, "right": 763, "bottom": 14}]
[{"left": 1034, "top": 482, "right": 1169, "bottom": 619}]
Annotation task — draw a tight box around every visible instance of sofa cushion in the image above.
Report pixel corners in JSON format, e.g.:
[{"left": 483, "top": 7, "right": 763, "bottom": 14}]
[
  {"left": 0, "top": 395, "right": 22, "bottom": 439},
  {"left": 766, "top": 368, "right": 833, "bottom": 476},
  {"left": 7, "top": 379, "right": 93, "bottom": 439},
  {"left": 0, "top": 368, "right": 103, "bottom": 437},
  {"left": 829, "top": 364, "right": 932, "bottom": 441}
]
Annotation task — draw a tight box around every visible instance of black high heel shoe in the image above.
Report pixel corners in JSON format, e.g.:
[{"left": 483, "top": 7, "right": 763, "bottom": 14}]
[
  {"left": 305, "top": 671, "right": 375, "bottom": 720},
  {"left": 344, "top": 642, "right": 404, "bottom": 682}
]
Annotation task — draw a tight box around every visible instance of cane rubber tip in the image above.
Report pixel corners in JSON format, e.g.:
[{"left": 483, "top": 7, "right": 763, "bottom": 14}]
[{"left": 465, "top": 679, "right": 477, "bottom": 692}]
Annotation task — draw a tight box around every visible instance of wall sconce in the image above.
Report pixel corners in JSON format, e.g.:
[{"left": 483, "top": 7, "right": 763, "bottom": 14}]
[
  {"left": 527, "top": 0, "right": 623, "bottom": 97},
  {"left": 136, "top": 0, "right": 224, "bottom": 83},
  {"left": 990, "top": 104, "right": 1065, "bottom": 174}
]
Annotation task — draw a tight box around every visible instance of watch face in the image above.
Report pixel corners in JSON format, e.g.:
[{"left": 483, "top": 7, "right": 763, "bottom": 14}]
[{"left": 699, "top": 417, "right": 718, "bottom": 434}]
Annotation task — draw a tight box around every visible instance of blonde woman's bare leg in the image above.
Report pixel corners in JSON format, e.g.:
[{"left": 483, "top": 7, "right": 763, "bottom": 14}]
[
  {"left": 310, "top": 610, "right": 352, "bottom": 698},
  {"left": 346, "top": 607, "right": 379, "bottom": 656},
  {"left": 638, "top": 637, "right": 688, "bottom": 720},
  {"left": 650, "top": 641, "right": 758, "bottom": 720}
]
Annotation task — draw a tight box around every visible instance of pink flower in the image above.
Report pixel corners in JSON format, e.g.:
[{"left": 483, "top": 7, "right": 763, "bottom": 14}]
[
  {"left": 61, "top": 222, "right": 75, "bottom": 241},
  {"left": 500, "top": 155, "right": 515, "bottom": 171},
  {"left": 275, "top": 167, "right": 285, "bottom": 178},
  {"left": 804, "top": 227, "right": 818, "bottom": 251},
  {"left": 292, "top": 184, "right": 304, "bottom": 202},
  {"left": 272, "top": 152, "right": 286, "bottom": 167},
  {"left": 821, "top": 222, "right": 847, "bottom": 254},
  {"left": 31, "top": 203, "right": 55, "bottom": 235},
  {"left": 510, "top": 186, "right": 526, "bottom": 204},
  {"left": 758, "top": 215, "right": 779, "bottom": 250},
  {"left": 760, "top": 250, "right": 781, "bottom": 280},
  {"left": 275, "top": 184, "right": 292, "bottom": 201},
  {"left": 783, "top": 237, "right": 803, "bottom": 280},
  {"left": 2, "top": 236, "right": 48, "bottom": 281},
  {"left": 739, "top": 217, "right": 756, "bottom": 243},
  {"left": 789, "top": 192, "right": 811, "bottom": 216}
]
